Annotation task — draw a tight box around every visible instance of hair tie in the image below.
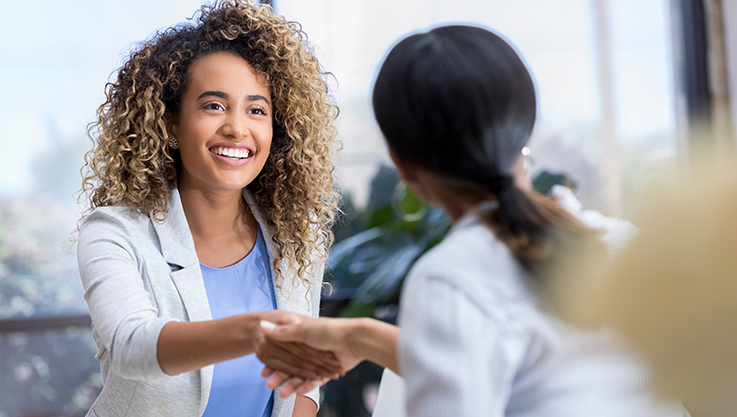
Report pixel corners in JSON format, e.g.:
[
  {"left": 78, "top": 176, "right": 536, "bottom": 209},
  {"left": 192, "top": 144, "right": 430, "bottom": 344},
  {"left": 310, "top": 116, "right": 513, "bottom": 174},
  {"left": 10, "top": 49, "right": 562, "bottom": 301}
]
[{"left": 485, "top": 175, "right": 514, "bottom": 195}]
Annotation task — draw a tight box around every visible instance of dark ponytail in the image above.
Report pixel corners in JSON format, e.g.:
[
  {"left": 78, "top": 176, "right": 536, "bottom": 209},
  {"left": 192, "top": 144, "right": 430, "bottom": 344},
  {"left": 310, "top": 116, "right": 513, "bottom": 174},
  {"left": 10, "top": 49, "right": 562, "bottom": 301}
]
[{"left": 373, "top": 25, "right": 600, "bottom": 274}]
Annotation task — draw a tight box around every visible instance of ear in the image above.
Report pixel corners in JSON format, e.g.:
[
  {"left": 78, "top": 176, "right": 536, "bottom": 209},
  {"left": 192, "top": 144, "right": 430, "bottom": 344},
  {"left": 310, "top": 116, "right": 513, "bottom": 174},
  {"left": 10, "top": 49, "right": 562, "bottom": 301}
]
[
  {"left": 165, "top": 112, "right": 178, "bottom": 139},
  {"left": 389, "top": 150, "right": 437, "bottom": 204},
  {"left": 511, "top": 153, "right": 533, "bottom": 192}
]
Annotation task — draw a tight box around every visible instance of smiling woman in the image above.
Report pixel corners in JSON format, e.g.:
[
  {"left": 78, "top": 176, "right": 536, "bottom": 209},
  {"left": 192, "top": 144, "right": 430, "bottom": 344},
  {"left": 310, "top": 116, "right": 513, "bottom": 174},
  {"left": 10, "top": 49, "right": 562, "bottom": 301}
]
[{"left": 75, "top": 1, "right": 340, "bottom": 416}]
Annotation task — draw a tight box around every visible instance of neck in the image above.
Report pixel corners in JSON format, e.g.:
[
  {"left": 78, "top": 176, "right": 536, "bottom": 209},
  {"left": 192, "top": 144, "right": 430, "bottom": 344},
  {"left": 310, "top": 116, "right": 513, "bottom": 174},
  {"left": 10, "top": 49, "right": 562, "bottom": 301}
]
[
  {"left": 408, "top": 170, "right": 478, "bottom": 223},
  {"left": 407, "top": 158, "right": 532, "bottom": 224},
  {"left": 433, "top": 188, "right": 475, "bottom": 223},
  {"left": 176, "top": 174, "right": 260, "bottom": 268},
  {"left": 178, "top": 178, "right": 250, "bottom": 244}
]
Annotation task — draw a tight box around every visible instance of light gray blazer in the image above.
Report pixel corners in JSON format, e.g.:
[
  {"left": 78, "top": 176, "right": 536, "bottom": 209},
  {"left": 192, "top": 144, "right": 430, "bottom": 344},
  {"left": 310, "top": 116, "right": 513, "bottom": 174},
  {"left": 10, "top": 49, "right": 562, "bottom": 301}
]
[{"left": 77, "top": 187, "right": 322, "bottom": 417}]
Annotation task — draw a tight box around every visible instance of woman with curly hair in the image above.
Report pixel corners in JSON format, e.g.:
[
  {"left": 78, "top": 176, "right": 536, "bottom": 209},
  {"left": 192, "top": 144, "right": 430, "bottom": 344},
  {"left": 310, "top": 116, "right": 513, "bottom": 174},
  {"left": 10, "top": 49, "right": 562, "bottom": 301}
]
[{"left": 76, "top": 1, "right": 341, "bottom": 416}]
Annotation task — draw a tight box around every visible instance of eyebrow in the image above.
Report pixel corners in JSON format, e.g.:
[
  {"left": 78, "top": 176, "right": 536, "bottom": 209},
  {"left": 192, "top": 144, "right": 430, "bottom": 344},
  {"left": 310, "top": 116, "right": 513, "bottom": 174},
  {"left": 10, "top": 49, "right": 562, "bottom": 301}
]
[
  {"left": 197, "top": 91, "right": 270, "bottom": 106},
  {"left": 198, "top": 90, "right": 228, "bottom": 100},
  {"left": 247, "top": 94, "right": 270, "bottom": 106}
]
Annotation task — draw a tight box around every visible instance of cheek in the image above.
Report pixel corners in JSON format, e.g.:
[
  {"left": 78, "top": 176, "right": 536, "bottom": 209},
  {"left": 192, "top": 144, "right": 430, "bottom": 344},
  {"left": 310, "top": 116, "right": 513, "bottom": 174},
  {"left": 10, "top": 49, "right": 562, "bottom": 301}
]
[
  {"left": 177, "top": 132, "right": 210, "bottom": 172},
  {"left": 259, "top": 125, "right": 274, "bottom": 153},
  {"left": 177, "top": 147, "right": 202, "bottom": 174}
]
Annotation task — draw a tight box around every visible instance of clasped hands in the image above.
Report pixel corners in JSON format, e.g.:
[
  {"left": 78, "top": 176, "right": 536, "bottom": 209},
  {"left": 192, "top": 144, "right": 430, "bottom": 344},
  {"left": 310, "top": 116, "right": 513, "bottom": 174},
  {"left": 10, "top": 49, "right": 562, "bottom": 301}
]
[{"left": 255, "top": 311, "right": 363, "bottom": 398}]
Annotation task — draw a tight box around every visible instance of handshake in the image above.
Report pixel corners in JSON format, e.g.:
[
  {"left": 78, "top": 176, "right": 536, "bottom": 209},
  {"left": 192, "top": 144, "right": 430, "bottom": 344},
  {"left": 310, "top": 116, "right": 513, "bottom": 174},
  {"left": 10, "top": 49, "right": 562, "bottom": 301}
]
[{"left": 254, "top": 311, "right": 398, "bottom": 398}]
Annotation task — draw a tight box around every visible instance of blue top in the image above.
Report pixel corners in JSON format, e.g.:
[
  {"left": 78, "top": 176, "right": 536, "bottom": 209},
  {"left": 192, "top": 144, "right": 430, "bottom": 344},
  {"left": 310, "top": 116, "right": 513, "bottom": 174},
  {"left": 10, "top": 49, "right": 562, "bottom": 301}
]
[{"left": 201, "top": 225, "right": 276, "bottom": 417}]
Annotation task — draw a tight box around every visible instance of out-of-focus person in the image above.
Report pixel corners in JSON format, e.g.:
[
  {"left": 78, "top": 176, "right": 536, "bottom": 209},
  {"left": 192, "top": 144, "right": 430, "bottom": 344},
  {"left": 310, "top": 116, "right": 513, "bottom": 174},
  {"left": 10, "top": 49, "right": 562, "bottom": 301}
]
[{"left": 563, "top": 160, "right": 737, "bottom": 417}]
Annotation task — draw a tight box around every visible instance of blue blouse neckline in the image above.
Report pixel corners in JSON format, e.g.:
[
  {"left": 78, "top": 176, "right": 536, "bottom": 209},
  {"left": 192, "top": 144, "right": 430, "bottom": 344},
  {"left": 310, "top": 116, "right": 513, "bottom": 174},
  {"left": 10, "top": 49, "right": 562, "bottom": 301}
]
[{"left": 199, "top": 225, "right": 263, "bottom": 271}]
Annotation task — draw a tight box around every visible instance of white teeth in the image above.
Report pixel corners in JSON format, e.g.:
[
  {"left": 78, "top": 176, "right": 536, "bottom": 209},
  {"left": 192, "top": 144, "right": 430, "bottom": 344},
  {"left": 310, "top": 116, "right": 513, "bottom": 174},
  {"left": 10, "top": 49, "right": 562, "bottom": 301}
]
[{"left": 212, "top": 147, "right": 250, "bottom": 159}]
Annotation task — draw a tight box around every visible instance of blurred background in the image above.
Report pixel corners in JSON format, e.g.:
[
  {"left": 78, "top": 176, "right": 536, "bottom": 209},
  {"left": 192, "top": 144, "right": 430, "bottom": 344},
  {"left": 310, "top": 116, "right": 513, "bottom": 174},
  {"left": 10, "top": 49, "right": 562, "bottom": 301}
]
[{"left": 0, "top": 0, "right": 734, "bottom": 415}]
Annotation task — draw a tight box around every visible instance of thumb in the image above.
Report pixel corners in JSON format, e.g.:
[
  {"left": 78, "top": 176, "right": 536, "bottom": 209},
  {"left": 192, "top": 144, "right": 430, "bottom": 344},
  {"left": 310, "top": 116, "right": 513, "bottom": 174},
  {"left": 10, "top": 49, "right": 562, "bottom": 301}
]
[{"left": 260, "top": 320, "right": 296, "bottom": 341}]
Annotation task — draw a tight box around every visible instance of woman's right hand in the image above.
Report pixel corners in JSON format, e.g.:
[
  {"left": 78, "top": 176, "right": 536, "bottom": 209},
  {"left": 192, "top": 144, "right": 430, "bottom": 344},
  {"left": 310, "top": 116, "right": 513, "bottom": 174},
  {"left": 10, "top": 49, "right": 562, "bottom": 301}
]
[
  {"left": 252, "top": 311, "right": 344, "bottom": 382},
  {"left": 261, "top": 317, "right": 364, "bottom": 370},
  {"left": 260, "top": 317, "right": 400, "bottom": 397},
  {"left": 259, "top": 317, "right": 367, "bottom": 397}
]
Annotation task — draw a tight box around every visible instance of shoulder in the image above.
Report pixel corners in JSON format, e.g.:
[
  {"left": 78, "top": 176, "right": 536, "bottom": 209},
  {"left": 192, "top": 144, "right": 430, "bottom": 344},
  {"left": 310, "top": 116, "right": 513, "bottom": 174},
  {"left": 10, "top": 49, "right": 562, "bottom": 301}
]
[
  {"left": 77, "top": 206, "right": 157, "bottom": 259},
  {"left": 402, "top": 216, "right": 533, "bottom": 322},
  {"left": 81, "top": 205, "right": 149, "bottom": 226},
  {"left": 79, "top": 206, "right": 150, "bottom": 239},
  {"left": 551, "top": 185, "right": 640, "bottom": 256}
]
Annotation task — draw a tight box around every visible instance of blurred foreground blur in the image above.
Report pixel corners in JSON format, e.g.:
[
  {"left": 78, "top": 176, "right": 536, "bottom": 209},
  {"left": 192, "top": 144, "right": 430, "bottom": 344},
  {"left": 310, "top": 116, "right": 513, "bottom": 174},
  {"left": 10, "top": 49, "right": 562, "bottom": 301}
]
[{"left": 558, "top": 155, "right": 737, "bottom": 417}]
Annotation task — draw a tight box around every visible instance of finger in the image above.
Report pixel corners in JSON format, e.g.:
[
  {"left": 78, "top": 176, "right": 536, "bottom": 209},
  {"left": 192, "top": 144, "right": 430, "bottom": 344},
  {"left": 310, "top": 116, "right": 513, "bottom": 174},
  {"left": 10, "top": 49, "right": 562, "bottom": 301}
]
[
  {"left": 261, "top": 366, "right": 276, "bottom": 379},
  {"left": 260, "top": 320, "right": 305, "bottom": 343},
  {"left": 266, "top": 371, "right": 291, "bottom": 390},
  {"left": 260, "top": 354, "right": 320, "bottom": 381},
  {"left": 295, "top": 378, "right": 326, "bottom": 396},
  {"left": 278, "top": 377, "right": 304, "bottom": 398},
  {"left": 258, "top": 337, "right": 342, "bottom": 378},
  {"left": 264, "top": 311, "right": 312, "bottom": 326},
  {"left": 269, "top": 313, "right": 302, "bottom": 326},
  {"left": 273, "top": 341, "right": 342, "bottom": 374},
  {"left": 263, "top": 342, "right": 323, "bottom": 372},
  {"left": 260, "top": 320, "right": 278, "bottom": 334},
  {"left": 263, "top": 340, "right": 342, "bottom": 377}
]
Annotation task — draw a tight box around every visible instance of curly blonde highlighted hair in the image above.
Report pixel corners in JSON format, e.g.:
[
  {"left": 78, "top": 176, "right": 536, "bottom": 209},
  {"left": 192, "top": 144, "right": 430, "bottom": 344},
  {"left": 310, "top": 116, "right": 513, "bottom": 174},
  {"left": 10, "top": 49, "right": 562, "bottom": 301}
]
[{"left": 81, "top": 0, "right": 339, "bottom": 290}]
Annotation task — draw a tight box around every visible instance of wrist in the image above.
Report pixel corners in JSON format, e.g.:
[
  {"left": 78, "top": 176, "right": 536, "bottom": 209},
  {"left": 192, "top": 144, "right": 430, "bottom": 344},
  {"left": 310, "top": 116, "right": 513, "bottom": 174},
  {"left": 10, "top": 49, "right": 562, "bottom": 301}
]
[
  {"left": 348, "top": 317, "right": 373, "bottom": 361},
  {"left": 239, "top": 312, "right": 266, "bottom": 354},
  {"left": 350, "top": 318, "right": 398, "bottom": 370}
]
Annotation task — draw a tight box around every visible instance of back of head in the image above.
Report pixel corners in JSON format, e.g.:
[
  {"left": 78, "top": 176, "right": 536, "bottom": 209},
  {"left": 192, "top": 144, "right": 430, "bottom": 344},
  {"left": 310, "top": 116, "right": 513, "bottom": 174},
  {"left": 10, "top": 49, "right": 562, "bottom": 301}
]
[
  {"left": 373, "top": 25, "right": 600, "bottom": 276},
  {"left": 373, "top": 25, "right": 535, "bottom": 185}
]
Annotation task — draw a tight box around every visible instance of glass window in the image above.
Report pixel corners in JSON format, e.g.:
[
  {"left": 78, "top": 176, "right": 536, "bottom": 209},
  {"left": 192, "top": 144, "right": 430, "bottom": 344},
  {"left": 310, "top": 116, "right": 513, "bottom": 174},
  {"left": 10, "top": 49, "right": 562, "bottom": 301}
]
[
  {"left": 278, "top": 0, "right": 676, "bottom": 217},
  {"left": 0, "top": 2, "right": 204, "bottom": 415}
]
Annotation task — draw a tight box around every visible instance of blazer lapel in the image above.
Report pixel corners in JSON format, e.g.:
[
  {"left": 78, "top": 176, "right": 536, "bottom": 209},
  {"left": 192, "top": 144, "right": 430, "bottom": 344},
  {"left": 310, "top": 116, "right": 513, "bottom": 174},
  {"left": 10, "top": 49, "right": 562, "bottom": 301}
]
[
  {"left": 151, "top": 188, "right": 214, "bottom": 416},
  {"left": 152, "top": 188, "right": 212, "bottom": 322}
]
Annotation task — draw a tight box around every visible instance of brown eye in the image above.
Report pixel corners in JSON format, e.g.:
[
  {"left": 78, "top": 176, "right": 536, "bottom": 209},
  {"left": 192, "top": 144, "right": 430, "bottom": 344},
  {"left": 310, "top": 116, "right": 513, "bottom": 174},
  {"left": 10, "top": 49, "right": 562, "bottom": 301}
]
[
  {"left": 202, "top": 102, "right": 225, "bottom": 111},
  {"left": 248, "top": 107, "right": 268, "bottom": 116}
]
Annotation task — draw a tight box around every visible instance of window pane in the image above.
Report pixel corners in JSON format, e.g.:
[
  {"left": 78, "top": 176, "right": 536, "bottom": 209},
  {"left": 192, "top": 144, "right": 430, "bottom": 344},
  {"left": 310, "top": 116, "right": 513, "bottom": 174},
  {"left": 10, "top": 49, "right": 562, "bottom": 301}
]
[
  {"left": 278, "top": 0, "right": 676, "bottom": 217},
  {"left": 0, "top": 327, "right": 100, "bottom": 416}
]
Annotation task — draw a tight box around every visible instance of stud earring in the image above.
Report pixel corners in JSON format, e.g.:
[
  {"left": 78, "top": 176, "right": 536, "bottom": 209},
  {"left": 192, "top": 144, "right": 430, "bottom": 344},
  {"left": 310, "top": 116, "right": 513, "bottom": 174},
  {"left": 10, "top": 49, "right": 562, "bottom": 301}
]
[{"left": 169, "top": 137, "right": 179, "bottom": 148}]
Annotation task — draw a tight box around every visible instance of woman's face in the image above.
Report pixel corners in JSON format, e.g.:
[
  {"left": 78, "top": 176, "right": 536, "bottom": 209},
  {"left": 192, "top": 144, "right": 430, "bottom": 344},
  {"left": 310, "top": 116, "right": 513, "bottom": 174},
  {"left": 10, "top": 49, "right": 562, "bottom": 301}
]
[{"left": 169, "top": 52, "right": 273, "bottom": 194}]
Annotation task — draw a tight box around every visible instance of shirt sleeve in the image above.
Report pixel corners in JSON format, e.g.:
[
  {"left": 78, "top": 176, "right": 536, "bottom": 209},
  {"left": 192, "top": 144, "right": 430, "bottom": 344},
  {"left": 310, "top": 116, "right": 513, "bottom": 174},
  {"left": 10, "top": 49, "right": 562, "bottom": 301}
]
[
  {"left": 77, "top": 210, "right": 173, "bottom": 381},
  {"left": 398, "top": 276, "right": 522, "bottom": 417}
]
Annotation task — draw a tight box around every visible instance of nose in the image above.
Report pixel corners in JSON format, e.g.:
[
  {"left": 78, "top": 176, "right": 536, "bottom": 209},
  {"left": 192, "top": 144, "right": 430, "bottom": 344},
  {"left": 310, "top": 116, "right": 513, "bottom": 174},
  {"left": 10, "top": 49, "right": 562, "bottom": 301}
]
[{"left": 221, "top": 109, "right": 249, "bottom": 139}]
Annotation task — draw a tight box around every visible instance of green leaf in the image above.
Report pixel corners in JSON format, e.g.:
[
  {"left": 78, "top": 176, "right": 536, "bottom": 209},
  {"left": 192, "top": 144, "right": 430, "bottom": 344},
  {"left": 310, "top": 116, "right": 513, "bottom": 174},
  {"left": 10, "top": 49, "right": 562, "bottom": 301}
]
[
  {"left": 365, "top": 206, "right": 395, "bottom": 229},
  {"left": 339, "top": 302, "right": 376, "bottom": 318}
]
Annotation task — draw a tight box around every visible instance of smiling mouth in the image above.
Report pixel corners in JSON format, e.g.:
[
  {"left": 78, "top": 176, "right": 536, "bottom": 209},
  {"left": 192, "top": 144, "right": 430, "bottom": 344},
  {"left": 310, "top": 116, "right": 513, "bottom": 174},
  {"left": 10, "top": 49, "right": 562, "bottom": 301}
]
[{"left": 210, "top": 146, "right": 251, "bottom": 159}]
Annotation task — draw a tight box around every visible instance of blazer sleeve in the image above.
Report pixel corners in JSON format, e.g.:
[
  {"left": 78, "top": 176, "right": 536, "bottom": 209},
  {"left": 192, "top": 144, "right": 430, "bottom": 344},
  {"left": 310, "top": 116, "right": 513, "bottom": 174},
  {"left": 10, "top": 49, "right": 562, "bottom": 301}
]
[
  {"left": 301, "top": 256, "right": 325, "bottom": 409},
  {"left": 77, "top": 209, "right": 174, "bottom": 381}
]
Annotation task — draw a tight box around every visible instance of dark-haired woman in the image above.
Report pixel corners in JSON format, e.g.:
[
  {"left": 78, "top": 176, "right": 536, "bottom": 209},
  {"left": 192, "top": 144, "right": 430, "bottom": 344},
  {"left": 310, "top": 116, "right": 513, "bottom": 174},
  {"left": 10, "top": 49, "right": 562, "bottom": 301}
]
[
  {"left": 76, "top": 1, "right": 342, "bottom": 416},
  {"left": 260, "top": 25, "right": 684, "bottom": 417}
]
